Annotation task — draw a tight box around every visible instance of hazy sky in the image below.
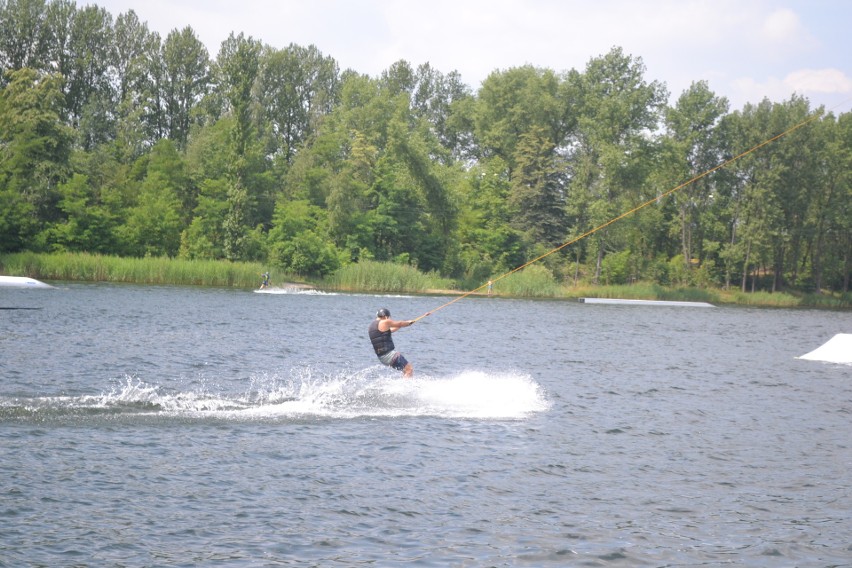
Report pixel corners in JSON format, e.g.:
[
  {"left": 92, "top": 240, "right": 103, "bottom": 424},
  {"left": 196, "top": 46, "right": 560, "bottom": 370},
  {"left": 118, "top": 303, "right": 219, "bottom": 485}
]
[{"left": 92, "top": 0, "right": 852, "bottom": 113}]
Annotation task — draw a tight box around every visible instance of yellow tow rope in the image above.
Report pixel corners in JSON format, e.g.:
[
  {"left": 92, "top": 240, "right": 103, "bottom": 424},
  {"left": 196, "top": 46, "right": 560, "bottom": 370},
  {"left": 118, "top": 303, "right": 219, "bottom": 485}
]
[{"left": 412, "top": 109, "right": 826, "bottom": 323}]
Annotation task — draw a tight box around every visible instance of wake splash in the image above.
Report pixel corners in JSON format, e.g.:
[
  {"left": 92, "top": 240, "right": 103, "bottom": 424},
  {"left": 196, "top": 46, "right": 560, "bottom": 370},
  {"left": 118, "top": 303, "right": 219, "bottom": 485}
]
[
  {"left": 239, "top": 368, "right": 549, "bottom": 420},
  {"left": 253, "top": 286, "right": 336, "bottom": 295},
  {"left": 1, "top": 369, "right": 549, "bottom": 422}
]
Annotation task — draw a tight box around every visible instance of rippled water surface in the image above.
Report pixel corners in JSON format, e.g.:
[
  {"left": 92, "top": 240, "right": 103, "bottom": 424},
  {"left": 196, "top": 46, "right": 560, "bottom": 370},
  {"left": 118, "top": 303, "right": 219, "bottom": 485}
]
[{"left": 1, "top": 283, "right": 851, "bottom": 566}]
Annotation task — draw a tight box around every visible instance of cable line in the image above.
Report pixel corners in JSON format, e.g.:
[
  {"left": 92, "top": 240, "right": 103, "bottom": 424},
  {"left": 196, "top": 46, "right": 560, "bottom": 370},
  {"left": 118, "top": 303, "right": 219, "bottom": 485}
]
[{"left": 412, "top": 109, "right": 825, "bottom": 323}]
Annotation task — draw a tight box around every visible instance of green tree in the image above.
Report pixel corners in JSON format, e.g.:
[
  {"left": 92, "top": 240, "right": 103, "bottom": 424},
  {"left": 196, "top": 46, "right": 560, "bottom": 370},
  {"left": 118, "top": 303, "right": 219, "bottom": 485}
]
[
  {"left": 131, "top": 29, "right": 167, "bottom": 143},
  {"left": 119, "top": 175, "right": 182, "bottom": 257},
  {"left": 410, "top": 63, "right": 473, "bottom": 163},
  {"left": 214, "top": 32, "right": 275, "bottom": 259},
  {"left": 63, "top": 4, "right": 114, "bottom": 148},
  {"left": 111, "top": 9, "right": 150, "bottom": 104},
  {"left": 764, "top": 96, "right": 820, "bottom": 292},
  {"left": 179, "top": 177, "right": 228, "bottom": 259},
  {"left": 663, "top": 81, "right": 729, "bottom": 274},
  {"left": 454, "top": 158, "right": 524, "bottom": 283},
  {"left": 724, "top": 96, "right": 823, "bottom": 292},
  {"left": 181, "top": 116, "right": 233, "bottom": 259},
  {"left": 474, "top": 65, "right": 564, "bottom": 169},
  {"left": 266, "top": 199, "right": 340, "bottom": 276},
  {"left": 386, "top": 104, "right": 457, "bottom": 269},
  {"left": 147, "top": 137, "right": 191, "bottom": 221},
  {"left": 813, "top": 112, "right": 851, "bottom": 292},
  {"left": 255, "top": 43, "right": 339, "bottom": 168},
  {"left": 298, "top": 72, "right": 388, "bottom": 258},
  {"left": 288, "top": 68, "right": 457, "bottom": 271},
  {"left": 43, "top": 172, "right": 116, "bottom": 252},
  {"left": 472, "top": 65, "right": 577, "bottom": 273},
  {"left": 162, "top": 26, "right": 210, "bottom": 150},
  {"left": 117, "top": 140, "right": 185, "bottom": 256},
  {"left": 42, "top": 0, "right": 74, "bottom": 88},
  {"left": 0, "top": 0, "right": 49, "bottom": 78},
  {"left": 110, "top": 9, "right": 157, "bottom": 160},
  {"left": 508, "top": 125, "right": 567, "bottom": 246},
  {"left": 322, "top": 124, "right": 378, "bottom": 258},
  {"left": 0, "top": 67, "right": 72, "bottom": 251},
  {"left": 719, "top": 99, "right": 778, "bottom": 292},
  {"left": 568, "top": 47, "right": 667, "bottom": 283},
  {"left": 215, "top": 32, "right": 260, "bottom": 160}
]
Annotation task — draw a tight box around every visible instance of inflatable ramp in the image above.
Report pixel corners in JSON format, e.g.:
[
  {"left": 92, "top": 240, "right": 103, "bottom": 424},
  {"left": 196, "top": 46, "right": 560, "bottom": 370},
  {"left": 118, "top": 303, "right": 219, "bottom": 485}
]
[
  {"left": 0, "top": 275, "right": 52, "bottom": 288},
  {"left": 798, "top": 333, "right": 852, "bottom": 364},
  {"left": 579, "top": 298, "right": 714, "bottom": 307}
]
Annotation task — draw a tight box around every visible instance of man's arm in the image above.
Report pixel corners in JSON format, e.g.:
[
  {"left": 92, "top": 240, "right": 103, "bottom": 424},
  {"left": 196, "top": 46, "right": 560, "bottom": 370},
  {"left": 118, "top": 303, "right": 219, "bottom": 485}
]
[{"left": 378, "top": 318, "right": 414, "bottom": 332}]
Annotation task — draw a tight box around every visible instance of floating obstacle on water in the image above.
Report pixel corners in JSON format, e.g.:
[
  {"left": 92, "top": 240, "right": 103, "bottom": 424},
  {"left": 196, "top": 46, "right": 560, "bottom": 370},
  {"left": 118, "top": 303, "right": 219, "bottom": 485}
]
[
  {"left": 0, "top": 275, "right": 52, "bottom": 288},
  {"left": 797, "top": 334, "right": 852, "bottom": 364},
  {"left": 579, "top": 298, "right": 714, "bottom": 307}
]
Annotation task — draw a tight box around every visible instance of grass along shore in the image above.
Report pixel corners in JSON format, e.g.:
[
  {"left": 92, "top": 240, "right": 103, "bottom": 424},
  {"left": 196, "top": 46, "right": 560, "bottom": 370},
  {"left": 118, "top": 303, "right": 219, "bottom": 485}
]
[
  {"left": 0, "top": 251, "right": 270, "bottom": 288},
  {"left": 2, "top": 251, "right": 849, "bottom": 309}
]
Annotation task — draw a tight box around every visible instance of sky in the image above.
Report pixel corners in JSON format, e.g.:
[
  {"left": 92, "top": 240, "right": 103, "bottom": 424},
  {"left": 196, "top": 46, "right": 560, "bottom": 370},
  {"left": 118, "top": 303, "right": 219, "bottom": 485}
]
[{"left": 91, "top": 0, "right": 852, "bottom": 114}]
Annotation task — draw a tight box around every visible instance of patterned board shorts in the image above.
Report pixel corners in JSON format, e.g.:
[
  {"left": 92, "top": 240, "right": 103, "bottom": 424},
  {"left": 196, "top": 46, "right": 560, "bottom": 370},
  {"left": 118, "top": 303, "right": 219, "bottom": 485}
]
[{"left": 378, "top": 350, "right": 409, "bottom": 371}]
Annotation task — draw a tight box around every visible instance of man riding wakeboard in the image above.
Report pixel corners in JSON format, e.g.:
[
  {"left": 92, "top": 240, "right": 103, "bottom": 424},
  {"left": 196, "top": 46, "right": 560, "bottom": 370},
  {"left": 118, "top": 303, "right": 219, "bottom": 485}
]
[{"left": 368, "top": 308, "right": 415, "bottom": 378}]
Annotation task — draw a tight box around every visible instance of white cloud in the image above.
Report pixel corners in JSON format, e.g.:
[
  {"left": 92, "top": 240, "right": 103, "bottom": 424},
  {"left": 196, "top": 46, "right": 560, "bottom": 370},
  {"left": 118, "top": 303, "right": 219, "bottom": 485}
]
[
  {"left": 785, "top": 68, "right": 852, "bottom": 94},
  {"left": 760, "top": 8, "right": 803, "bottom": 42},
  {"left": 731, "top": 76, "right": 787, "bottom": 105},
  {"left": 90, "top": 0, "right": 852, "bottom": 113},
  {"left": 729, "top": 67, "right": 852, "bottom": 109}
]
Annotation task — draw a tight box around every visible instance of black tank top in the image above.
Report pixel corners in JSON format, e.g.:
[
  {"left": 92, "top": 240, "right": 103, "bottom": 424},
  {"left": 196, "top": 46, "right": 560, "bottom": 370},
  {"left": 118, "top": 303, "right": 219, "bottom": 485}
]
[{"left": 368, "top": 319, "right": 394, "bottom": 356}]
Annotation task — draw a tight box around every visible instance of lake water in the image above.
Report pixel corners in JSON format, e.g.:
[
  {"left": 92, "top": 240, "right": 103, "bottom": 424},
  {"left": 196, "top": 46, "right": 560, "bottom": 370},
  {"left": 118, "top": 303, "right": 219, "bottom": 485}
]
[{"left": 1, "top": 282, "right": 850, "bottom": 567}]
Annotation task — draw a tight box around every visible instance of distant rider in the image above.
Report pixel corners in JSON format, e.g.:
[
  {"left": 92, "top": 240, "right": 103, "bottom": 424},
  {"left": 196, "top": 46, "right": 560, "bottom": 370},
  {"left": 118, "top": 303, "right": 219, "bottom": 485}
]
[
  {"left": 259, "top": 272, "right": 270, "bottom": 289},
  {"left": 368, "top": 308, "right": 415, "bottom": 378}
]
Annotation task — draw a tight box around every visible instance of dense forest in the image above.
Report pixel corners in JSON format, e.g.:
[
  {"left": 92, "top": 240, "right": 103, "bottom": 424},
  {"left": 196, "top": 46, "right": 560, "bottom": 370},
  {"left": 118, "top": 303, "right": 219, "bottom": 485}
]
[{"left": 0, "top": 0, "right": 849, "bottom": 293}]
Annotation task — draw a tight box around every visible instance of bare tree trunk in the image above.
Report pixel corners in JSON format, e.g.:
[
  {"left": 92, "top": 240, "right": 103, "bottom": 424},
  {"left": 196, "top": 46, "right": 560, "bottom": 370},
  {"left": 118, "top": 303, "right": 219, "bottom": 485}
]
[
  {"left": 594, "top": 242, "right": 604, "bottom": 285},
  {"left": 772, "top": 245, "right": 784, "bottom": 292},
  {"left": 726, "top": 201, "right": 741, "bottom": 291},
  {"left": 813, "top": 230, "right": 824, "bottom": 293},
  {"left": 751, "top": 263, "right": 757, "bottom": 293},
  {"left": 681, "top": 205, "right": 691, "bottom": 270},
  {"left": 741, "top": 241, "right": 751, "bottom": 293},
  {"left": 574, "top": 249, "right": 580, "bottom": 286},
  {"left": 725, "top": 229, "right": 736, "bottom": 290}
]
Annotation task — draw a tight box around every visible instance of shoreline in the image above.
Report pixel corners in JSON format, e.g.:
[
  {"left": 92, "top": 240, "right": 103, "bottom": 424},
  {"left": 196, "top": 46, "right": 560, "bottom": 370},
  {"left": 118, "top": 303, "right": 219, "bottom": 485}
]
[
  {"left": 5, "top": 275, "right": 850, "bottom": 310},
  {"left": 301, "top": 284, "right": 851, "bottom": 310},
  {"left": 2, "top": 251, "right": 849, "bottom": 310}
]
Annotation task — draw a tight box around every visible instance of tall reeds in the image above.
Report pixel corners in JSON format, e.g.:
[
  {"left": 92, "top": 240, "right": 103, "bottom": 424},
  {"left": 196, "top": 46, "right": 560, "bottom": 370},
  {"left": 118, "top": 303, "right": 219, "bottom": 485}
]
[
  {"left": 723, "top": 289, "right": 851, "bottom": 309},
  {"left": 0, "top": 252, "right": 270, "bottom": 288},
  {"left": 576, "top": 283, "right": 720, "bottom": 303},
  {"left": 490, "top": 265, "right": 563, "bottom": 298},
  {"left": 325, "top": 259, "right": 452, "bottom": 293}
]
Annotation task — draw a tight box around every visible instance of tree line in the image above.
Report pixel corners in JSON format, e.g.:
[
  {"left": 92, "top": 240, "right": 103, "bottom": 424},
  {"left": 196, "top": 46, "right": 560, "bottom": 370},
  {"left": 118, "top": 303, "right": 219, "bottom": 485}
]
[{"left": 1, "top": 0, "right": 849, "bottom": 293}]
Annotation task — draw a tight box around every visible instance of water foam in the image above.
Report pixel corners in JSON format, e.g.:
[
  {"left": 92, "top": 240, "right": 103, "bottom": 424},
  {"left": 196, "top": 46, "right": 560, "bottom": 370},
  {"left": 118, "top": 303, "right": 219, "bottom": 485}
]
[
  {"left": 411, "top": 370, "right": 550, "bottom": 418},
  {"left": 228, "top": 368, "right": 549, "bottom": 420},
  {"left": 253, "top": 287, "right": 337, "bottom": 295},
  {"left": 1, "top": 370, "right": 549, "bottom": 422}
]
